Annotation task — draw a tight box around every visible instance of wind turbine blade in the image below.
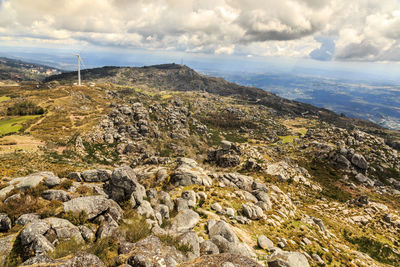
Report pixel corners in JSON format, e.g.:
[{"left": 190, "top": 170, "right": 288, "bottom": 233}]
[{"left": 80, "top": 57, "right": 87, "bottom": 70}]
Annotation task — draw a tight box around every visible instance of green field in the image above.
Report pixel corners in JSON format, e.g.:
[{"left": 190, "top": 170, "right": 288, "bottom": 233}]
[
  {"left": 0, "top": 96, "right": 11, "bottom": 102},
  {"left": 0, "top": 115, "right": 40, "bottom": 136}
]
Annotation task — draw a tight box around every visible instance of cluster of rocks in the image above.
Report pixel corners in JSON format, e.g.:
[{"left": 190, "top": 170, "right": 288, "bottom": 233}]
[
  {"left": 207, "top": 140, "right": 242, "bottom": 168},
  {"left": 304, "top": 127, "right": 400, "bottom": 191},
  {"left": 0, "top": 156, "right": 318, "bottom": 266}
]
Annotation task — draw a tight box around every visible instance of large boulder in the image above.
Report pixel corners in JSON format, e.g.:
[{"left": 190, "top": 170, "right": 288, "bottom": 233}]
[
  {"left": 208, "top": 220, "right": 239, "bottom": 243},
  {"left": 351, "top": 154, "right": 368, "bottom": 170},
  {"left": 11, "top": 172, "right": 55, "bottom": 190},
  {"left": 19, "top": 220, "right": 55, "bottom": 256},
  {"left": 268, "top": 249, "right": 309, "bottom": 267},
  {"left": 257, "top": 235, "right": 274, "bottom": 251},
  {"left": 170, "top": 158, "right": 212, "bottom": 187},
  {"left": 219, "top": 173, "right": 253, "bottom": 191},
  {"left": 178, "top": 231, "right": 200, "bottom": 259},
  {"left": 63, "top": 195, "right": 123, "bottom": 221},
  {"left": 81, "top": 169, "right": 112, "bottom": 182},
  {"left": 43, "top": 217, "right": 84, "bottom": 242},
  {"left": 107, "top": 166, "right": 146, "bottom": 206},
  {"left": 170, "top": 209, "right": 200, "bottom": 233},
  {"left": 242, "top": 203, "right": 264, "bottom": 220}
]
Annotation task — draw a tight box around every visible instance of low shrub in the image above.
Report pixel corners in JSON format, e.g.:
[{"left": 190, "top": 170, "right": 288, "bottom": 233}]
[{"left": 120, "top": 211, "right": 152, "bottom": 243}]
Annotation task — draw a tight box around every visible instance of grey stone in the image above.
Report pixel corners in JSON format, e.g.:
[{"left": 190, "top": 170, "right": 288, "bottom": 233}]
[
  {"left": 0, "top": 234, "right": 16, "bottom": 266},
  {"left": 257, "top": 235, "right": 274, "bottom": 250},
  {"left": 242, "top": 203, "right": 264, "bottom": 220},
  {"left": 44, "top": 217, "right": 84, "bottom": 242},
  {"left": 44, "top": 174, "right": 61, "bottom": 187},
  {"left": 211, "top": 203, "right": 223, "bottom": 213},
  {"left": 178, "top": 231, "right": 200, "bottom": 259},
  {"left": 108, "top": 166, "right": 146, "bottom": 206},
  {"left": 42, "top": 189, "right": 70, "bottom": 202},
  {"left": 11, "top": 171, "right": 55, "bottom": 190},
  {"left": 63, "top": 195, "right": 123, "bottom": 221},
  {"left": 79, "top": 225, "right": 95, "bottom": 242},
  {"left": 268, "top": 250, "right": 309, "bottom": 267},
  {"left": 200, "top": 240, "right": 219, "bottom": 255},
  {"left": 351, "top": 153, "right": 368, "bottom": 170},
  {"left": 181, "top": 190, "right": 197, "bottom": 207},
  {"left": 81, "top": 169, "right": 112, "bottom": 182},
  {"left": 16, "top": 214, "right": 40, "bottom": 226},
  {"left": 208, "top": 220, "right": 239, "bottom": 243},
  {"left": 20, "top": 221, "right": 50, "bottom": 245},
  {"left": 170, "top": 209, "right": 200, "bottom": 232}
]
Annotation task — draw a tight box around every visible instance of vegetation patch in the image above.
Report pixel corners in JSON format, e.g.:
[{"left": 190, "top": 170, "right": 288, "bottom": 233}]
[
  {"left": 7, "top": 101, "right": 45, "bottom": 116},
  {"left": 278, "top": 135, "right": 299, "bottom": 144},
  {"left": 0, "top": 115, "right": 41, "bottom": 136},
  {"left": 344, "top": 230, "right": 400, "bottom": 265},
  {"left": 0, "top": 96, "right": 11, "bottom": 102}
]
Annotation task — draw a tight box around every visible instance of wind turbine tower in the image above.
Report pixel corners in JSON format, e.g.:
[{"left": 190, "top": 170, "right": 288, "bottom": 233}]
[{"left": 76, "top": 54, "right": 81, "bottom": 86}]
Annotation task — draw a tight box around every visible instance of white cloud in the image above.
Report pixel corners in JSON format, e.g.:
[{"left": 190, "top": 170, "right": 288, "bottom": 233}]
[{"left": 0, "top": 0, "right": 400, "bottom": 61}]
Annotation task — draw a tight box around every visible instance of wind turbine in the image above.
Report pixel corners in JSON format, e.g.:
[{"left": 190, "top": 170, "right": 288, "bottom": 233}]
[
  {"left": 75, "top": 53, "right": 87, "bottom": 86},
  {"left": 76, "top": 54, "right": 81, "bottom": 86}
]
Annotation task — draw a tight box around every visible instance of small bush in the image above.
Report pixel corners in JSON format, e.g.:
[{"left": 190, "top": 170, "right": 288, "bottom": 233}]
[
  {"left": 50, "top": 239, "right": 83, "bottom": 259},
  {"left": 87, "top": 237, "right": 118, "bottom": 266},
  {"left": 59, "top": 211, "right": 88, "bottom": 225},
  {"left": 157, "top": 234, "right": 193, "bottom": 253},
  {"left": 58, "top": 179, "right": 73, "bottom": 190},
  {"left": 120, "top": 211, "right": 152, "bottom": 243},
  {"left": 0, "top": 194, "right": 41, "bottom": 222},
  {"left": 76, "top": 185, "right": 92, "bottom": 195}
]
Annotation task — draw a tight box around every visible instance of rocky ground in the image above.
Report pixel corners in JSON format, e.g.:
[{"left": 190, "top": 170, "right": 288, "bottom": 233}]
[{"left": 0, "top": 65, "right": 399, "bottom": 266}]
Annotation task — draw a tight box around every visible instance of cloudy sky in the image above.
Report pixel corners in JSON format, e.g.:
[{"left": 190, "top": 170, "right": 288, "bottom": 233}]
[{"left": 1, "top": 0, "right": 400, "bottom": 70}]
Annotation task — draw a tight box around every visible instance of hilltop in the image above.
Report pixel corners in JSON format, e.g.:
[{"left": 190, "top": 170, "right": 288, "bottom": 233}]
[
  {"left": 0, "top": 63, "right": 399, "bottom": 266},
  {"left": 0, "top": 57, "right": 62, "bottom": 83}
]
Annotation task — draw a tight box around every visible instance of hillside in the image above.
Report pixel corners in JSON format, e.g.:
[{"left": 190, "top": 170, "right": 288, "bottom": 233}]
[
  {"left": 0, "top": 57, "right": 62, "bottom": 82},
  {"left": 0, "top": 64, "right": 399, "bottom": 266},
  {"left": 45, "top": 64, "right": 400, "bottom": 148}
]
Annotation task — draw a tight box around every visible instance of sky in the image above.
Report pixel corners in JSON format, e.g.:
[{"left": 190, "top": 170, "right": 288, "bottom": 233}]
[{"left": 1, "top": 0, "right": 400, "bottom": 80}]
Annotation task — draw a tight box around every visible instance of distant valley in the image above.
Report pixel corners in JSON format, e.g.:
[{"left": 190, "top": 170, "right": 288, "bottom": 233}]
[{"left": 204, "top": 71, "right": 400, "bottom": 130}]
